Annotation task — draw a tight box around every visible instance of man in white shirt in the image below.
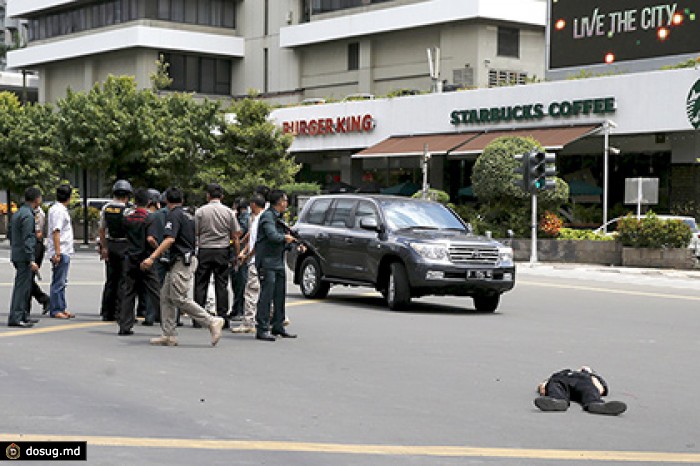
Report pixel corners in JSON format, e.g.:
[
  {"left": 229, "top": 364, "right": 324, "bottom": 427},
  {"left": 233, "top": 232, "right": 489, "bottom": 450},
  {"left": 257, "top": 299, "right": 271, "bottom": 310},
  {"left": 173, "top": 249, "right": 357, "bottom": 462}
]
[
  {"left": 47, "top": 184, "right": 75, "bottom": 319},
  {"left": 231, "top": 194, "right": 266, "bottom": 334}
]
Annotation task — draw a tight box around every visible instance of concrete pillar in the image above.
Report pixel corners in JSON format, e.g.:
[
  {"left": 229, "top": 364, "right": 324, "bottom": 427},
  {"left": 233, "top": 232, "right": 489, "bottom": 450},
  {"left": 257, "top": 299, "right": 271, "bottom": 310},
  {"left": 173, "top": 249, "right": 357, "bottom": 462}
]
[
  {"left": 83, "top": 59, "right": 95, "bottom": 91},
  {"left": 358, "top": 39, "right": 372, "bottom": 94}
]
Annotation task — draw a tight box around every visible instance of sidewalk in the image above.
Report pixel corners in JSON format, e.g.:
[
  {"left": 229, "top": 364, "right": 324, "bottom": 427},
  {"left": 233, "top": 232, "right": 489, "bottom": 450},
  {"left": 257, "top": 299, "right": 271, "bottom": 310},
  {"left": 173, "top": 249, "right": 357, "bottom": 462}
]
[
  {"left": 517, "top": 261, "right": 700, "bottom": 280},
  {"left": 0, "top": 237, "right": 97, "bottom": 254},
  {"left": 2, "top": 236, "right": 699, "bottom": 279}
]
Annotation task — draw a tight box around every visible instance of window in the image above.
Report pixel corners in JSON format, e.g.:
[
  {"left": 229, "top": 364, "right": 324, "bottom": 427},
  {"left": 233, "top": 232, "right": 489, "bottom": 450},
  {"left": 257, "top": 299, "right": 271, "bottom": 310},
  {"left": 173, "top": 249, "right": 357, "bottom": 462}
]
[
  {"left": 28, "top": 0, "right": 234, "bottom": 43},
  {"left": 200, "top": 58, "right": 216, "bottom": 94},
  {"left": 164, "top": 52, "right": 232, "bottom": 95},
  {"left": 158, "top": 0, "right": 170, "bottom": 20},
  {"left": 330, "top": 200, "right": 356, "bottom": 228},
  {"left": 348, "top": 42, "right": 359, "bottom": 71},
  {"left": 305, "top": 199, "right": 332, "bottom": 225},
  {"left": 497, "top": 26, "right": 519, "bottom": 58},
  {"left": 263, "top": 48, "right": 269, "bottom": 93},
  {"left": 198, "top": 0, "right": 211, "bottom": 25},
  {"left": 171, "top": 0, "right": 185, "bottom": 22},
  {"left": 354, "top": 201, "right": 378, "bottom": 229}
]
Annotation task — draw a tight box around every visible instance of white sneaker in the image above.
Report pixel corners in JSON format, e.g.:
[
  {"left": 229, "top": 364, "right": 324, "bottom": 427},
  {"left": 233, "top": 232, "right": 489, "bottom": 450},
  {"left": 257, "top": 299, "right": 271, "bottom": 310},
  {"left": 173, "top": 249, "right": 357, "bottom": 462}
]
[
  {"left": 150, "top": 335, "right": 178, "bottom": 346},
  {"left": 210, "top": 317, "right": 225, "bottom": 346},
  {"left": 231, "top": 325, "right": 255, "bottom": 334}
]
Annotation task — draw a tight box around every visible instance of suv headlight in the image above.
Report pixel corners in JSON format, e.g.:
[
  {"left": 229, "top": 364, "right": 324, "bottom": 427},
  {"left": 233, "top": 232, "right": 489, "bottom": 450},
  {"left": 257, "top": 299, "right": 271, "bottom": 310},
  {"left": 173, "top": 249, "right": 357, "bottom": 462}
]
[
  {"left": 410, "top": 243, "right": 451, "bottom": 264},
  {"left": 497, "top": 247, "right": 514, "bottom": 267}
]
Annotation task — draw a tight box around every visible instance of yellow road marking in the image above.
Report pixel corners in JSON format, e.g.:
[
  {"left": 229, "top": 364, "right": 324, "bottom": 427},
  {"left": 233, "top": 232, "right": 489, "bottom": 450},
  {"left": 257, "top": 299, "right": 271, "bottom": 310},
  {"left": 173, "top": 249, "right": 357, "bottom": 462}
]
[
  {"left": 519, "top": 280, "right": 700, "bottom": 302},
  {"left": 0, "top": 434, "right": 698, "bottom": 463},
  {"left": 0, "top": 322, "right": 111, "bottom": 338},
  {"left": 0, "top": 281, "right": 105, "bottom": 287}
]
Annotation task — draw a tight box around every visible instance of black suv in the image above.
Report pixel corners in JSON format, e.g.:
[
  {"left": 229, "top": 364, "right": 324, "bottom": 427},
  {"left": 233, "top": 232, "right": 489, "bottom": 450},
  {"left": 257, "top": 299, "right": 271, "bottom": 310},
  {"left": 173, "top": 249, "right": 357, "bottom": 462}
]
[{"left": 286, "top": 195, "right": 516, "bottom": 312}]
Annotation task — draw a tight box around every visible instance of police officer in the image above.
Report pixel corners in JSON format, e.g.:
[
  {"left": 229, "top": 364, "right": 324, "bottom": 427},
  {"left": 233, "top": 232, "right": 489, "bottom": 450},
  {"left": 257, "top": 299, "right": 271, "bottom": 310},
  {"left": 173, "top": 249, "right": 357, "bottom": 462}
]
[
  {"left": 193, "top": 183, "right": 240, "bottom": 329},
  {"left": 118, "top": 189, "right": 161, "bottom": 335},
  {"left": 535, "top": 366, "right": 627, "bottom": 415},
  {"left": 141, "top": 187, "right": 225, "bottom": 347},
  {"left": 98, "top": 179, "right": 132, "bottom": 322},
  {"left": 254, "top": 190, "right": 298, "bottom": 341}
]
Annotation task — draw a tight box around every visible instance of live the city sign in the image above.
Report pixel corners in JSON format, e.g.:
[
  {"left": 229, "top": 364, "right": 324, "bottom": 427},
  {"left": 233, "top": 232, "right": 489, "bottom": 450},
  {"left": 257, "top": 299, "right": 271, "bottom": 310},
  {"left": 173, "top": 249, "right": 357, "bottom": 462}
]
[
  {"left": 282, "top": 114, "right": 375, "bottom": 137},
  {"left": 450, "top": 96, "right": 616, "bottom": 126}
]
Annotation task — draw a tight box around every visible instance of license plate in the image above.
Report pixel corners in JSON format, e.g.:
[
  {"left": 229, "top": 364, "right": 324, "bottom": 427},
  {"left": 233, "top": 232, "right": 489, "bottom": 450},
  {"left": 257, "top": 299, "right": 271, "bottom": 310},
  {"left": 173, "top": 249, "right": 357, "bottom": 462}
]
[{"left": 468, "top": 270, "right": 492, "bottom": 279}]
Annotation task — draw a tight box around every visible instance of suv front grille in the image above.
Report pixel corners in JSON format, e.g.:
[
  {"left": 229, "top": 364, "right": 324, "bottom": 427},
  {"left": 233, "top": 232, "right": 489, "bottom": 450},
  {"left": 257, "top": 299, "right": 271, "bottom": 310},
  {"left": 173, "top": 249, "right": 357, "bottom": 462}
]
[{"left": 449, "top": 245, "right": 499, "bottom": 265}]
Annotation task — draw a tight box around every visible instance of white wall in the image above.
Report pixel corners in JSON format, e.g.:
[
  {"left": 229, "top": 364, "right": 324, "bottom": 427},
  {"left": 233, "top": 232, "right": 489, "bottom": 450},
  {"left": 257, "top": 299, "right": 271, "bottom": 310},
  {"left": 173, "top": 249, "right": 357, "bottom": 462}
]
[{"left": 271, "top": 68, "right": 700, "bottom": 153}]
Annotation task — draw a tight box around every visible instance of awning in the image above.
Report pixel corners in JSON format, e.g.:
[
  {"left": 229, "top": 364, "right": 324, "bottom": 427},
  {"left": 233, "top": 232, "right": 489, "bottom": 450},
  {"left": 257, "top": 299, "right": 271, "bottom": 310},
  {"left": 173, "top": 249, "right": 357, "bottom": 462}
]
[
  {"left": 448, "top": 124, "right": 600, "bottom": 156},
  {"left": 352, "top": 132, "right": 480, "bottom": 158}
]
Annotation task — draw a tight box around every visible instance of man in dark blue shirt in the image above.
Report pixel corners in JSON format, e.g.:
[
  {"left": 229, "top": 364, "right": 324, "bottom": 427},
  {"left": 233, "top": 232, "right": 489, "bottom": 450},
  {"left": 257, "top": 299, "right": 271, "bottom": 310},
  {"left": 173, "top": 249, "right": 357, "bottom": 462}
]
[
  {"left": 254, "top": 190, "right": 298, "bottom": 341},
  {"left": 141, "top": 187, "right": 224, "bottom": 347}
]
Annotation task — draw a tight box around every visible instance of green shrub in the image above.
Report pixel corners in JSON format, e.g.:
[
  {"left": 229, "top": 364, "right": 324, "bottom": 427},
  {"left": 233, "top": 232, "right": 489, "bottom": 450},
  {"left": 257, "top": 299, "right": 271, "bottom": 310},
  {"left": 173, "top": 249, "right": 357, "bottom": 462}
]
[
  {"left": 557, "top": 228, "right": 614, "bottom": 241},
  {"left": 412, "top": 188, "right": 449, "bottom": 204},
  {"left": 70, "top": 206, "right": 101, "bottom": 223},
  {"left": 617, "top": 212, "right": 692, "bottom": 248},
  {"left": 279, "top": 182, "right": 321, "bottom": 196}
]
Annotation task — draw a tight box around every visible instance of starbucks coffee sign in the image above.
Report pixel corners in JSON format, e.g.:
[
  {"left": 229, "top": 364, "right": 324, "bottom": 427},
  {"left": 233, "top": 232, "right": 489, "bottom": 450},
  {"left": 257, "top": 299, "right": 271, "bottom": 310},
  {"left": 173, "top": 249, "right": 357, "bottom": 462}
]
[
  {"left": 451, "top": 96, "right": 616, "bottom": 126},
  {"left": 687, "top": 79, "right": 700, "bottom": 129}
]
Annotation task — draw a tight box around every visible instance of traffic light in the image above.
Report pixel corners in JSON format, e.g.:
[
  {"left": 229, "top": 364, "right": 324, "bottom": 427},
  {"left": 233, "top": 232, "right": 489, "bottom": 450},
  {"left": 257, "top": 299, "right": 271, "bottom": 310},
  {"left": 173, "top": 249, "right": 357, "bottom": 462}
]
[
  {"left": 514, "top": 149, "right": 557, "bottom": 194},
  {"left": 529, "top": 150, "right": 557, "bottom": 192},
  {"left": 513, "top": 153, "right": 530, "bottom": 193}
]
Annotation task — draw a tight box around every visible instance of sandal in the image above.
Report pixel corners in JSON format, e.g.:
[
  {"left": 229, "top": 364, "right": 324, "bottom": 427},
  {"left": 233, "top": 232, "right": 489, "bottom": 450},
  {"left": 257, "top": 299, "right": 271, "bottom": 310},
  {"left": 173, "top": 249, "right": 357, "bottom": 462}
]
[
  {"left": 53, "top": 312, "right": 70, "bottom": 319},
  {"left": 65, "top": 312, "right": 76, "bottom": 318}
]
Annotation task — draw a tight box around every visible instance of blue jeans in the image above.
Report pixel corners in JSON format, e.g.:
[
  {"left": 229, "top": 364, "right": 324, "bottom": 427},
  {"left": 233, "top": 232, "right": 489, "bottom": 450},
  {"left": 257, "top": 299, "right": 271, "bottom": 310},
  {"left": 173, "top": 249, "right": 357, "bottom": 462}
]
[{"left": 49, "top": 254, "right": 71, "bottom": 316}]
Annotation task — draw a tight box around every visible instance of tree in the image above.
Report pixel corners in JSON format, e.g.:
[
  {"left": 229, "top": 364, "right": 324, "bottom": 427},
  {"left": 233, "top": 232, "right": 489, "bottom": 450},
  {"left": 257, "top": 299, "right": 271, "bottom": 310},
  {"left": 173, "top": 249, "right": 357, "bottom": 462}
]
[
  {"left": 470, "top": 136, "right": 568, "bottom": 237},
  {"left": 55, "top": 75, "right": 158, "bottom": 191},
  {"left": 214, "top": 96, "right": 298, "bottom": 197},
  {"left": 472, "top": 136, "right": 568, "bottom": 206},
  {"left": 0, "top": 92, "right": 59, "bottom": 195},
  {"left": 144, "top": 91, "right": 220, "bottom": 194}
]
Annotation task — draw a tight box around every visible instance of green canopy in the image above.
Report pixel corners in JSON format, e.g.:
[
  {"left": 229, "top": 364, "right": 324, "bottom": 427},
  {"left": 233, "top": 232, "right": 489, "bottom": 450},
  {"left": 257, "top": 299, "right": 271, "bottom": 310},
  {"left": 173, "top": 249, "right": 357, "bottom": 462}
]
[
  {"left": 568, "top": 180, "right": 602, "bottom": 196},
  {"left": 381, "top": 181, "right": 420, "bottom": 196}
]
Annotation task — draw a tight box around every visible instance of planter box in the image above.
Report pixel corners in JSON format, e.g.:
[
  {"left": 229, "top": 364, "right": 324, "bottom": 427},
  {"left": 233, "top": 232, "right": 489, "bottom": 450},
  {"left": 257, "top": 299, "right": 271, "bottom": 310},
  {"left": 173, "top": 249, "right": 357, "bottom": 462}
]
[
  {"left": 621, "top": 247, "right": 698, "bottom": 270},
  {"left": 72, "top": 220, "right": 99, "bottom": 241},
  {"left": 510, "top": 239, "right": 622, "bottom": 266}
]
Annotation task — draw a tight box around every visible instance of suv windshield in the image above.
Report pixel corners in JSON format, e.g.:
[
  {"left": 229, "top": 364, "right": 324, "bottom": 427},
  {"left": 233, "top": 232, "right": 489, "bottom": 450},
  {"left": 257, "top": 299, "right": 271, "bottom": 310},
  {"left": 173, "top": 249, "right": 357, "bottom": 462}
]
[{"left": 379, "top": 200, "right": 466, "bottom": 232}]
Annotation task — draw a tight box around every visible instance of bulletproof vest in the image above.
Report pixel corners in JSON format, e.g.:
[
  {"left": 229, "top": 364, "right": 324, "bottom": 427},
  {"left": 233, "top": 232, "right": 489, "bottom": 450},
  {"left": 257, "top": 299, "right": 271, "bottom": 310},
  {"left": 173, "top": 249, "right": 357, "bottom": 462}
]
[{"left": 104, "top": 203, "right": 128, "bottom": 239}]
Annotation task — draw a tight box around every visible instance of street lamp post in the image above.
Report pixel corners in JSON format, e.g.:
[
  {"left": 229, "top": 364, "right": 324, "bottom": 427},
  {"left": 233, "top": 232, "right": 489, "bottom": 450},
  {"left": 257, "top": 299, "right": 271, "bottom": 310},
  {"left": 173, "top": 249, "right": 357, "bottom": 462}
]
[{"left": 602, "top": 120, "right": 617, "bottom": 233}]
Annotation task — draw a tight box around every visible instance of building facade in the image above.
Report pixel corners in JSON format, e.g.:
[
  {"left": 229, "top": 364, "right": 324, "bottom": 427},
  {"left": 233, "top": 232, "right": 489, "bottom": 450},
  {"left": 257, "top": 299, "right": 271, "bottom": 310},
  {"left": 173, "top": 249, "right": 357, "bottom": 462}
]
[
  {"left": 6, "top": 0, "right": 547, "bottom": 104},
  {"left": 0, "top": 0, "right": 37, "bottom": 101},
  {"left": 270, "top": 68, "right": 700, "bottom": 214}
]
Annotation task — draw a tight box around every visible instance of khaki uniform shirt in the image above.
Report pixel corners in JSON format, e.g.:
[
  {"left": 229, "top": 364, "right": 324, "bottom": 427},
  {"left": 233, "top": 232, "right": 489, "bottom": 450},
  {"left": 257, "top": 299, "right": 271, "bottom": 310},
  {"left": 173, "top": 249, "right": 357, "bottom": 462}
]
[{"left": 195, "top": 200, "right": 240, "bottom": 249}]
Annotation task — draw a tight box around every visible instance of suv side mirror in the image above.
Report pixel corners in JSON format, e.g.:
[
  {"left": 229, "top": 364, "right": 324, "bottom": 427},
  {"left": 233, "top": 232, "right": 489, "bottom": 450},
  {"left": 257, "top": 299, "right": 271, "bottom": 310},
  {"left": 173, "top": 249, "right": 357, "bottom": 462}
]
[{"left": 360, "top": 217, "right": 380, "bottom": 232}]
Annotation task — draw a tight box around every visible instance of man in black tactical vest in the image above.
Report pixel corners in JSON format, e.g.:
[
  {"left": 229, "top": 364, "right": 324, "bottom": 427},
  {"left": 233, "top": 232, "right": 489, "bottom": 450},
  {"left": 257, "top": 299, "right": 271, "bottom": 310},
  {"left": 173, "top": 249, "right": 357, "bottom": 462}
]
[{"left": 98, "top": 180, "right": 132, "bottom": 322}]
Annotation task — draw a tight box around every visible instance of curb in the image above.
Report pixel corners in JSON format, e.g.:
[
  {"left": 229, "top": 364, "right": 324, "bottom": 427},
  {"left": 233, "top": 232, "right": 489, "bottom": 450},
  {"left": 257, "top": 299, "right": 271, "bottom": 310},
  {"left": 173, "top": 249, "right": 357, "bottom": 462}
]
[{"left": 516, "top": 261, "right": 700, "bottom": 280}]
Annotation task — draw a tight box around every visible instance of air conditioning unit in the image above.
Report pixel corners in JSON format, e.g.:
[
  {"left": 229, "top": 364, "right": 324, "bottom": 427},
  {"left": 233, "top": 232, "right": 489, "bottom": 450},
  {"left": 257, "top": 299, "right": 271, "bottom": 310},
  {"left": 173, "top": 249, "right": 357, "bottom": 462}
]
[{"left": 453, "top": 67, "right": 474, "bottom": 87}]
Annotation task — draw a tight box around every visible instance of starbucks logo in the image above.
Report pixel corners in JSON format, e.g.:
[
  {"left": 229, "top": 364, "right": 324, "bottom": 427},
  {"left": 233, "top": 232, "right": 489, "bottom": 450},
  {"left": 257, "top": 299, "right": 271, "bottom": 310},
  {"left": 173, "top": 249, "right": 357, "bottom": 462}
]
[{"left": 687, "top": 79, "right": 700, "bottom": 129}]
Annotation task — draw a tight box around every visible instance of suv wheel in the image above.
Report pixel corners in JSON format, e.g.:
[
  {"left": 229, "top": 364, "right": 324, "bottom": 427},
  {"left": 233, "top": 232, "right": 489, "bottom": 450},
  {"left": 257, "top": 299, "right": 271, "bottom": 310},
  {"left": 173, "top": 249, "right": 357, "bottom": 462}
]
[
  {"left": 300, "top": 256, "right": 330, "bottom": 299},
  {"left": 386, "top": 262, "right": 411, "bottom": 311},
  {"left": 473, "top": 294, "right": 500, "bottom": 313}
]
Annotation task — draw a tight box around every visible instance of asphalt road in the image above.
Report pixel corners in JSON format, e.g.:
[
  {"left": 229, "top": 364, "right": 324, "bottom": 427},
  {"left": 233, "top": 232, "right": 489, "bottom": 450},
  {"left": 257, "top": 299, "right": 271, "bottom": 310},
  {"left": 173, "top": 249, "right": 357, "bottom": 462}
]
[{"left": 1, "top": 250, "right": 700, "bottom": 465}]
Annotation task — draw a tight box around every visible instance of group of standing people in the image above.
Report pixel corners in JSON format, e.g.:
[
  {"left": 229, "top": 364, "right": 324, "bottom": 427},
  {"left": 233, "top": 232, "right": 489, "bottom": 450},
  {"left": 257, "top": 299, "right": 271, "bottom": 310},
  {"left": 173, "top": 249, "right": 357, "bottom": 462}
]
[
  {"left": 8, "top": 179, "right": 300, "bottom": 347},
  {"left": 8, "top": 184, "right": 74, "bottom": 327}
]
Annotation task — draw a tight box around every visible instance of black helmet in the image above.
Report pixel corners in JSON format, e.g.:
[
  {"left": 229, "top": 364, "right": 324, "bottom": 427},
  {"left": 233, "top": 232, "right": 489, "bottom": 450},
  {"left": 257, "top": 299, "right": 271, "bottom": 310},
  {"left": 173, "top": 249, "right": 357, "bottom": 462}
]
[
  {"left": 147, "top": 189, "right": 161, "bottom": 205},
  {"left": 112, "top": 179, "right": 133, "bottom": 196}
]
